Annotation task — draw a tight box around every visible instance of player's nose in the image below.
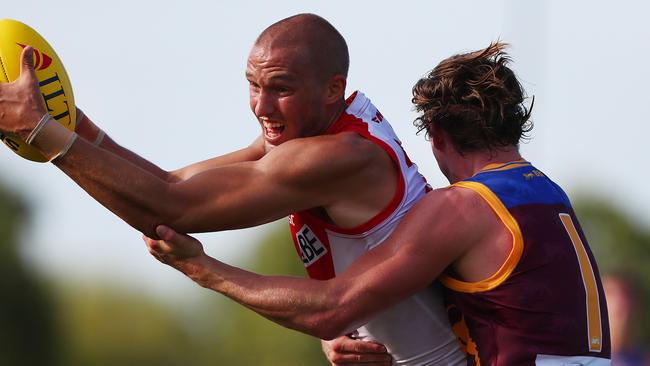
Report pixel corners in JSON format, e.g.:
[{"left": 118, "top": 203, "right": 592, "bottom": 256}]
[{"left": 254, "top": 90, "right": 275, "bottom": 118}]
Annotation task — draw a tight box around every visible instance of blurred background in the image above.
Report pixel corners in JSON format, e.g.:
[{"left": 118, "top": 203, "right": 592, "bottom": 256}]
[{"left": 2, "top": 1, "right": 649, "bottom": 365}]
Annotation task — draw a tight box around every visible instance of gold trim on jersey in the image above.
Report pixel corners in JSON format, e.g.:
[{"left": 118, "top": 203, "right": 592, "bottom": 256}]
[
  {"left": 479, "top": 160, "right": 530, "bottom": 173},
  {"left": 440, "top": 181, "right": 524, "bottom": 293}
]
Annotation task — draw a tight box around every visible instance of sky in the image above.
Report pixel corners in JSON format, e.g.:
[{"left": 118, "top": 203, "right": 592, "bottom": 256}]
[{"left": 3, "top": 0, "right": 649, "bottom": 302}]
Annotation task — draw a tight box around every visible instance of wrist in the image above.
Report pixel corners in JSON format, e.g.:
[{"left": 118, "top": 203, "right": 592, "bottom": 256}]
[
  {"left": 18, "top": 106, "right": 49, "bottom": 139},
  {"left": 74, "top": 109, "right": 106, "bottom": 146},
  {"left": 28, "top": 113, "right": 77, "bottom": 161},
  {"left": 180, "top": 254, "right": 221, "bottom": 289}
]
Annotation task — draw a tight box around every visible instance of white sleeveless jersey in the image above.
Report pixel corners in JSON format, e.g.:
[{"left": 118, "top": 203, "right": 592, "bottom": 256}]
[{"left": 289, "top": 92, "right": 465, "bottom": 366}]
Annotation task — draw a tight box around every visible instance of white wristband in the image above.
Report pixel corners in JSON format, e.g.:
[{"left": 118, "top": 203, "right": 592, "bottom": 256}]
[
  {"left": 75, "top": 109, "right": 85, "bottom": 126},
  {"left": 26, "top": 113, "right": 54, "bottom": 145},
  {"left": 75, "top": 108, "right": 105, "bottom": 147},
  {"left": 26, "top": 114, "right": 77, "bottom": 161},
  {"left": 93, "top": 130, "right": 106, "bottom": 147},
  {"left": 50, "top": 133, "right": 78, "bottom": 162}
]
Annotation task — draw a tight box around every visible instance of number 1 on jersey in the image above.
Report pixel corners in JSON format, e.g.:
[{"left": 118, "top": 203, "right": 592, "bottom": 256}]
[{"left": 559, "top": 213, "right": 603, "bottom": 352}]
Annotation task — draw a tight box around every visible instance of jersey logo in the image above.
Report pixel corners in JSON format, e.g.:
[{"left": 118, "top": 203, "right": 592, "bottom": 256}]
[
  {"left": 523, "top": 169, "right": 545, "bottom": 180},
  {"left": 295, "top": 224, "right": 328, "bottom": 267},
  {"left": 371, "top": 110, "right": 384, "bottom": 123}
]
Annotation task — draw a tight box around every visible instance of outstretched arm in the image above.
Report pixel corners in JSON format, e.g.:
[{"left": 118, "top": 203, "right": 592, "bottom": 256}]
[
  {"left": 0, "top": 47, "right": 374, "bottom": 239},
  {"left": 52, "top": 129, "right": 375, "bottom": 238},
  {"left": 144, "top": 189, "right": 475, "bottom": 340}
]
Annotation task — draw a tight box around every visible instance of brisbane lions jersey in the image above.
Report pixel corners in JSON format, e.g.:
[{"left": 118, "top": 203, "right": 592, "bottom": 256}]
[
  {"left": 442, "top": 161, "right": 611, "bottom": 365},
  {"left": 289, "top": 92, "right": 465, "bottom": 365}
]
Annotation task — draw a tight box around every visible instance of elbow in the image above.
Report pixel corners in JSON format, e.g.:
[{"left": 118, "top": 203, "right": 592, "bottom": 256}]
[
  {"left": 312, "top": 283, "right": 376, "bottom": 340},
  {"left": 132, "top": 211, "right": 169, "bottom": 239},
  {"left": 316, "top": 326, "right": 348, "bottom": 341},
  {"left": 302, "top": 294, "right": 360, "bottom": 340},
  {"left": 313, "top": 314, "right": 359, "bottom": 340},
  {"left": 138, "top": 185, "right": 190, "bottom": 239},
  {"left": 108, "top": 206, "right": 164, "bottom": 239},
  {"left": 155, "top": 183, "right": 203, "bottom": 232},
  {"left": 299, "top": 311, "right": 349, "bottom": 340}
]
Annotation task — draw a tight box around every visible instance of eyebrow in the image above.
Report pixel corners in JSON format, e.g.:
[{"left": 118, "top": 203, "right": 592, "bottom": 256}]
[{"left": 245, "top": 72, "right": 298, "bottom": 84}]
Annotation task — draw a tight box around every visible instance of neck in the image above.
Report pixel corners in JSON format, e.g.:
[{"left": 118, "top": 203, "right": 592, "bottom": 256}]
[
  {"left": 447, "top": 147, "right": 523, "bottom": 183},
  {"left": 319, "top": 99, "right": 346, "bottom": 134}
]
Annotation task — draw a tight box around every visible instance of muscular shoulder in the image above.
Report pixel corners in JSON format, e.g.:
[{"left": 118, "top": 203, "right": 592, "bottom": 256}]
[
  {"left": 413, "top": 186, "right": 496, "bottom": 248},
  {"left": 440, "top": 184, "right": 517, "bottom": 282},
  {"left": 261, "top": 132, "right": 388, "bottom": 180},
  {"left": 295, "top": 132, "right": 383, "bottom": 163},
  {"left": 255, "top": 132, "right": 395, "bottom": 208},
  {"left": 418, "top": 185, "right": 482, "bottom": 215}
]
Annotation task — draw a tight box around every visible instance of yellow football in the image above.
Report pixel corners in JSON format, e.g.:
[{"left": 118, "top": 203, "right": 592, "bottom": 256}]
[{"left": 0, "top": 19, "right": 75, "bottom": 162}]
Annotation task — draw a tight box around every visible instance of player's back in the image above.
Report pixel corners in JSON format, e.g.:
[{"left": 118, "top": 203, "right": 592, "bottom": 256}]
[{"left": 442, "top": 161, "right": 611, "bottom": 365}]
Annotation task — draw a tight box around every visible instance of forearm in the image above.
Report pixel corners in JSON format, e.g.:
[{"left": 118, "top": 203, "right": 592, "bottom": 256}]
[
  {"left": 52, "top": 133, "right": 296, "bottom": 236},
  {"left": 75, "top": 112, "right": 175, "bottom": 182},
  {"left": 100, "top": 135, "right": 173, "bottom": 181},
  {"left": 37, "top": 115, "right": 271, "bottom": 237},
  {"left": 179, "top": 254, "right": 357, "bottom": 340},
  {"left": 52, "top": 136, "right": 179, "bottom": 238}
]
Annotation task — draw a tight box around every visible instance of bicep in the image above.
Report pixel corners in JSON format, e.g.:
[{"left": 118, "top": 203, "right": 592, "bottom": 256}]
[
  {"left": 167, "top": 156, "right": 333, "bottom": 232},
  {"left": 337, "top": 226, "right": 440, "bottom": 313},
  {"left": 330, "top": 194, "right": 468, "bottom": 328},
  {"left": 166, "top": 136, "right": 377, "bottom": 233}
]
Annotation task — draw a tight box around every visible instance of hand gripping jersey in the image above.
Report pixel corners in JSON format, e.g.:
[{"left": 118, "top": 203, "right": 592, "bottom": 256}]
[
  {"left": 442, "top": 161, "right": 611, "bottom": 365},
  {"left": 289, "top": 92, "right": 465, "bottom": 366}
]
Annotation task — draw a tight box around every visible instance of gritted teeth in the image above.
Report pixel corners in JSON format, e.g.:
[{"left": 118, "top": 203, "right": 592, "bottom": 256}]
[
  {"left": 261, "top": 119, "right": 285, "bottom": 139},
  {"left": 262, "top": 121, "right": 284, "bottom": 129},
  {"left": 262, "top": 120, "right": 285, "bottom": 139}
]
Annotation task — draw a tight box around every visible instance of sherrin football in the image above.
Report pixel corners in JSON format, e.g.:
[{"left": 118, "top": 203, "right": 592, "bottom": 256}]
[{"left": 0, "top": 19, "right": 75, "bottom": 162}]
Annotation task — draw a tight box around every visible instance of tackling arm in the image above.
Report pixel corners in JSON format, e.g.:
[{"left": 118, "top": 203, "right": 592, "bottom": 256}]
[{"left": 146, "top": 189, "right": 474, "bottom": 340}]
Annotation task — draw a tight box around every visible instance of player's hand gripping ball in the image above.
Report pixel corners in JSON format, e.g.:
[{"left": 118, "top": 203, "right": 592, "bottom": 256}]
[{"left": 0, "top": 19, "right": 75, "bottom": 162}]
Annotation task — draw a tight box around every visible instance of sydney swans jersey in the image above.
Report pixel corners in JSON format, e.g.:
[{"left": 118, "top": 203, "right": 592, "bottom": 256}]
[
  {"left": 442, "top": 161, "right": 611, "bottom": 365},
  {"left": 289, "top": 92, "right": 464, "bottom": 366}
]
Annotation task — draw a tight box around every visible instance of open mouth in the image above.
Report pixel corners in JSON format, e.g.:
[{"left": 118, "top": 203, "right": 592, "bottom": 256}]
[{"left": 262, "top": 120, "right": 286, "bottom": 141}]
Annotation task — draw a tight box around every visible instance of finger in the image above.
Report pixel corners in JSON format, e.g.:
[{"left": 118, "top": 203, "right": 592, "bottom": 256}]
[
  {"left": 156, "top": 224, "right": 203, "bottom": 252},
  {"left": 19, "top": 45, "right": 36, "bottom": 78},
  {"left": 147, "top": 246, "right": 165, "bottom": 263},
  {"left": 156, "top": 225, "right": 194, "bottom": 246},
  {"left": 143, "top": 235, "right": 159, "bottom": 250},
  {"left": 330, "top": 352, "right": 392, "bottom": 365},
  {"left": 143, "top": 235, "right": 172, "bottom": 258},
  {"left": 333, "top": 338, "right": 388, "bottom": 354},
  {"left": 146, "top": 240, "right": 162, "bottom": 255},
  {"left": 155, "top": 224, "right": 174, "bottom": 240}
]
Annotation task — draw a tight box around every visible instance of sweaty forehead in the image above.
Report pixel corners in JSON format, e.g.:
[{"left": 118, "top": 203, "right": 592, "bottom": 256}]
[{"left": 246, "top": 43, "right": 313, "bottom": 80}]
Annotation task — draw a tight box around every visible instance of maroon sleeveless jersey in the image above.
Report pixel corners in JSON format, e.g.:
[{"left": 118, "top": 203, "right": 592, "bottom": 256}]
[{"left": 441, "top": 161, "right": 611, "bottom": 365}]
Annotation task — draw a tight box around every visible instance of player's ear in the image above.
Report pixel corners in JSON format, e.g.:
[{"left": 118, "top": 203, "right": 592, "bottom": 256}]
[
  {"left": 325, "top": 75, "right": 346, "bottom": 104},
  {"left": 430, "top": 125, "right": 447, "bottom": 151}
]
